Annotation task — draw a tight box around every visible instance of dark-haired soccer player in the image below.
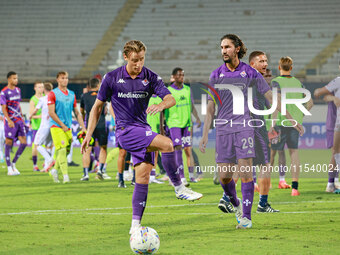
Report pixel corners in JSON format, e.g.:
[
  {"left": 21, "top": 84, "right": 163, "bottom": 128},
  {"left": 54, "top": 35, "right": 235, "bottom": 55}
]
[
  {"left": 81, "top": 40, "right": 202, "bottom": 235},
  {"left": 80, "top": 77, "right": 109, "bottom": 181},
  {"left": 200, "top": 34, "right": 303, "bottom": 229},
  {"left": 165, "top": 67, "right": 201, "bottom": 185},
  {"left": 0, "top": 71, "right": 27, "bottom": 175}
]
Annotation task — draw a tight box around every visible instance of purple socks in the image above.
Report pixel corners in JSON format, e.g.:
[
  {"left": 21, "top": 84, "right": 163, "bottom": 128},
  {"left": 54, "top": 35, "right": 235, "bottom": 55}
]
[
  {"left": 174, "top": 149, "right": 184, "bottom": 178},
  {"left": 32, "top": 155, "right": 37, "bottom": 165},
  {"left": 161, "top": 152, "right": 182, "bottom": 186},
  {"left": 5, "top": 144, "right": 11, "bottom": 167},
  {"left": 220, "top": 179, "right": 240, "bottom": 207},
  {"left": 13, "top": 143, "right": 27, "bottom": 163},
  {"left": 241, "top": 181, "right": 254, "bottom": 220},
  {"left": 132, "top": 183, "right": 148, "bottom": 221}
]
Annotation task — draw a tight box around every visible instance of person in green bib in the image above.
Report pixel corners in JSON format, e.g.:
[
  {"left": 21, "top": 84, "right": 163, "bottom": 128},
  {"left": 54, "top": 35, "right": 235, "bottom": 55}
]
[
  {"left": 146, "top": 94, "right": 165, "bottom": 184},
  {"left": 164, "top": 67, "right": 201, "bottom": 185},
  {"left": 29, "top": 82, "right": 44, "bottom": 171},
  {"left": 270, "top": 57, "right": 313, "bottom": 196}
]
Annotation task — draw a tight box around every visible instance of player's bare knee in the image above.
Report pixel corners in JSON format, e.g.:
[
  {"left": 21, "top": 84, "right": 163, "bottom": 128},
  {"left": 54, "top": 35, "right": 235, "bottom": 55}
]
[{"left": 220, "top": 177, "right": 232, "bottom": 184}]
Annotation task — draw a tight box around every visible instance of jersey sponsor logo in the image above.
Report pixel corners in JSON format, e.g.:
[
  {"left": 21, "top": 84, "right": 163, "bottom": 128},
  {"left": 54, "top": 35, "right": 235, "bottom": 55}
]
[
  {"left": 240, "top": 71, "right": 247, "bottom": 77},
  {"left": 9, "top": 95, "right": 20, "bottom": 101},
  {"left": 179, "top": 96, "right": 186, "bottom": 101},
  {"left": 142, "top": 79, "right": 149, "bottom": 86},
  {"left": 117, "top": 79, "right": 126, "bottom": 84},
  {"left": 117, "top": 91, "right": 148, "bottom": 99}
]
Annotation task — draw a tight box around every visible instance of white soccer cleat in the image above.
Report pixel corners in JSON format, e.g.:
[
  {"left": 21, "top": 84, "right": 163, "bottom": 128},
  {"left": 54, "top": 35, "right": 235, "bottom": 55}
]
[
  {"left": 150, "top": 178, "right": 164, "bottom": 184},
  {"left": 102, "top": 173, "right": 112, "bottom": 180},
  {"left": 175, "top": 186, "right": 203, "bottom": 201},
  {"left": 236, "top": 217, "right": 252, "bottom": 229},
  {"left": 11, "top": 164, "right": 20, "bottom": 175},
  {"left": 7, "top": 169, "right": 18, "bottom": 176},
  {"left": 326, "top": 185, "right": 335, "bottom": 193},
  {"left": 50, "top": 169, "right": 60, "bottom": 183},
  {"left": 234, "top": 198, "right": 243, "bottom": 223},
  {"left": 129, "top": 222, "right": 141, "bottom": 235}
]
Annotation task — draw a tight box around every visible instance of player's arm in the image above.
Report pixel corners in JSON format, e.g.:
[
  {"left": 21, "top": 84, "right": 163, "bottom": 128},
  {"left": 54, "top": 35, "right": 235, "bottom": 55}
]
[
  {"left": 48, "top": 104, "right": 68, "bottom": 132},
  {"left": 80, "top": 107, "right": 85, "bottom": 121},
  {"left": 29, "top": 99, "right": 41, "bottom": 119},
  {"left": 146, "top": 94, "right": 176, "bottom": 115},
  {"left": 314, "top": 87, "right": 331, "bottom": 98},
  {"left": 1, "top": 104, "right": 14, "bottom": 128},
  {"left": 74, "top": 106, "right": 86, "bottom": 132},
  {"left": 108, "top": 103, "right": 115, "bottom": 120},
  {"left": 199, "top": 100, "right": 215, "bottom": 153},
  {"left": 264, "top": 90, "right": 304, "bottom": 136},
  {"left": 81, "top": 99, "right": 105, "bottom": 154},
  {"left": 191, "top": 102, "right": 201, "bottom": 128},
  {"left": 29, "top": 108, "right": 39, "bottom": 120}
]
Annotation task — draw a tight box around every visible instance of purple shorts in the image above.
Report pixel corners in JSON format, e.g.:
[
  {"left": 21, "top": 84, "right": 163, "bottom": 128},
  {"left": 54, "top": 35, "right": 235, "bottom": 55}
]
[
  {"left": 216, "top": 130, "right": 255, "bottom": 164},
  {"left": 326, "top": 130, "right": 334, "bottom": 149},
  {"left": 169, "top": 127, "right": 191, "bottom": 147},
  {"left": 4, "top": 120, "right": 27, "bottom": 139},
  {"left": 116, "top": 125, "right": 157, "bottom": 166}
]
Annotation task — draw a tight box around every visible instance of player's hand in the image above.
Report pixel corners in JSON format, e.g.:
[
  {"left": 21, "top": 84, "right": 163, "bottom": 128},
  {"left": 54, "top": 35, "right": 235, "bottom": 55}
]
[
  {"left": 61, "top": 124, "right": 69, "bottom": 132},
  {"left": 146, "top": 104, "right": 164, "bottom": 116},
  {"left": 81, "top": 135, "right": 92, "bottom": 154},
  {"left": 295, "top": 123, "right": 304, "bottom": 136},
  {"left": 199, "top": 136, "right": 208, "bottom": 153},
  {"left": 196, "top": 118, "right": 201, "bottom": 128},
  {"left": 8, "top": 120, "right": 14, "bottom": 128},
  {"left": 268, "top": 126, "right": 276, "bottom": 135}
]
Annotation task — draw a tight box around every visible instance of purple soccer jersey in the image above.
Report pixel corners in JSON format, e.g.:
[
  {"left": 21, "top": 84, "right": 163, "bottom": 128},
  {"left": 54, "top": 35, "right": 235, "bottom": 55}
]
[
  {"left": 97, "top": 65, "right": 170, "bottom": 165},
  {"left": 0, "top": 86, "right": 23, "bottom": 123},
  {"left": 97, "top": 65, "right": 170, "bottom": 130},
  {"left": 208, "top": 62, "right": 271, "bottom": 135}
]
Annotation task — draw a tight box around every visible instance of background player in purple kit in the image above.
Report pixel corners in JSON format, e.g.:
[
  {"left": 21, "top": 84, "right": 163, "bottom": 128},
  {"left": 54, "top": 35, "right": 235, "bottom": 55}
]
[
  {"left": 0, "top": 71, "right": 27, "bottom": 175},
  {"left": 200, "top": 34, "right": 303, "bottom": 229},
  {"left": 81, "top": 40, "right": 202, "bottom": 235},
  {"left": 314, "top": 61, "right": 340, "bottom": 193}
]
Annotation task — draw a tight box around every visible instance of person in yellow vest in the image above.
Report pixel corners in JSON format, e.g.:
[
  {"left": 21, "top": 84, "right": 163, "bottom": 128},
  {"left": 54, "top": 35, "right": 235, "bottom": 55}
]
[
  {"left": 164, "top": 67, "right": 201, "bottom": 185},
  {"left": 29, "top": 82, "right": 44, "bottom": 171}
]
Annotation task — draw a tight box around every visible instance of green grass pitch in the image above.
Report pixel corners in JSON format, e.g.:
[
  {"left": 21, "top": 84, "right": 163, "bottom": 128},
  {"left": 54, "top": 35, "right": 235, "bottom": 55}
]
[{"left": 0, "top": 148, "right": 340, "bottom": 254}]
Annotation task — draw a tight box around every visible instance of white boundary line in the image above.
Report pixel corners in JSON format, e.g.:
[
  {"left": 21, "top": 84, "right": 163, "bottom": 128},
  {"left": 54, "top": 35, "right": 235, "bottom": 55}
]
[{"left": 1, "top": 200, "right": 339, "bottom": 216}]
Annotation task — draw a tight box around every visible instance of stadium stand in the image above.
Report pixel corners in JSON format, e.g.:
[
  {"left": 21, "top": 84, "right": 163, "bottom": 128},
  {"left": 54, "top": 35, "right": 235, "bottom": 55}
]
[
  {"left": 0, "top": 0, "right": 339, "bottom": 82},
  {"left": 99, "top": 0, "right": 340, "bottom": 81},
  {"left": 0, "top": 0, "right": 125, "bottom": 80}
]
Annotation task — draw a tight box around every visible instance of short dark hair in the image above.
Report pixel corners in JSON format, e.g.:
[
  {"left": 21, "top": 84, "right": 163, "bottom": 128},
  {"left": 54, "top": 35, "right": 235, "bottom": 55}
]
[
  {"left": 248, "top": 51, "right": 266, "bottom": 63},
  {"left": 220, "top": 34, "right": 247, "bottom": 59},
  {"left": 172, "top": 67, "right": 183, "bottom": 76},
  {"left": 89, "top": 78, "right": 100, "bottom": 89},
  {"left": 7, "top": 71, "right": 17, "bottom": 79}
]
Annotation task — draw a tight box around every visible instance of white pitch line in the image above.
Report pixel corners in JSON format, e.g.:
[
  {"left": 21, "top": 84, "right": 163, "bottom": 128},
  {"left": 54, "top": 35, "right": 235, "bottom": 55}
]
[{"left": 0, "top": 200, "right": 339, "bottom": 216}]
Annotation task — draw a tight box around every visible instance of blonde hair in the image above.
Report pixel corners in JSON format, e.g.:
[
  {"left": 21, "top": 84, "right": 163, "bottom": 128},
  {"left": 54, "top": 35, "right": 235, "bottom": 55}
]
[
  {"left": 279, "top": 56, "right": 293, "bottom": 71},
  {"left": 123, "top": 40, "right": 146, "bottom": 58},
  {"left": 43, "top": 82, "right": 53, "bottom": 92}
]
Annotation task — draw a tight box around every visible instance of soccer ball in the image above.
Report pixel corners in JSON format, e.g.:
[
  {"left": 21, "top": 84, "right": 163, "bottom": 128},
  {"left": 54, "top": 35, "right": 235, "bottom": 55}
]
[{"left": 130, "top": 226, "right": 160, "bottom": 254}]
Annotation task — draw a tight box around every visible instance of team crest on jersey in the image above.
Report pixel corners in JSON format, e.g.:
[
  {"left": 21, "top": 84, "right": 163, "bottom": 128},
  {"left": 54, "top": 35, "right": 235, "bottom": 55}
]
[
  {"left": 240, "top": 71, "right": 247, "bottom": 77},
  {"left": 142, "top": 79, "right": 149, "bottom": 86},
  {"left": 146, "top": 130, "right": 152, "bottom": 136}
]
